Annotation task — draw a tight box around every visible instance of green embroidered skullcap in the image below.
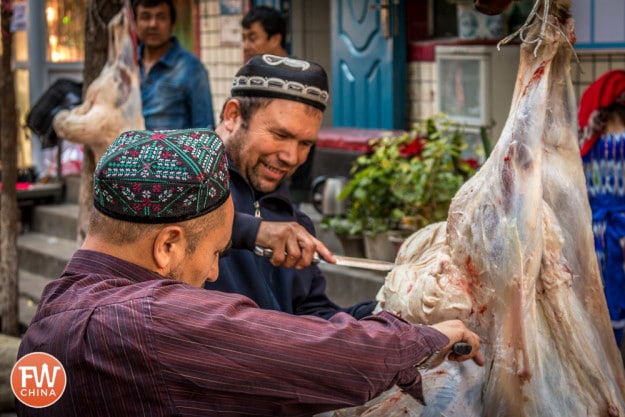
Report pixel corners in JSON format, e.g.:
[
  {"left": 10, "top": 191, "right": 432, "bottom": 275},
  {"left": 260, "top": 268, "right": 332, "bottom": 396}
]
[
  {"left": 94, "top": 129, "right": 230, "bottom": 223},
  {"left": 231, "top": 54, "right": 329, "bottom": 111}
]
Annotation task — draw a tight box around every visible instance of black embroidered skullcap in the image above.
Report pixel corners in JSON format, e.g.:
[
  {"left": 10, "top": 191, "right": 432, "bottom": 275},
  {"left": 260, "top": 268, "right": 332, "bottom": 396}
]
[
  {"left": 94, "top": 129, "right": 230, "bottom": 223},
  {"left": 231, "top": 54, "right": 329, "bottom": 111}
]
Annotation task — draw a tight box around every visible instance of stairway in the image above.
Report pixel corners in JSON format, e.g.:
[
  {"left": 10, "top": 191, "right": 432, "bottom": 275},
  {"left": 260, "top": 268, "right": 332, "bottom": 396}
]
[{"left": 17, "top": 175, "right": 81, "bottom": 329}]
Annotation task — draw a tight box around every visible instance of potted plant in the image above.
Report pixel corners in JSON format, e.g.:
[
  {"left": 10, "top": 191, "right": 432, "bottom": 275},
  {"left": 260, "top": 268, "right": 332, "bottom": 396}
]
[
  {"left": 336, "top": 114, "right": 478, "bottom": 261},
  {"left": 392, "top": 115, "right": 477, "bottom": 230},
  {"left": 336, "top": 134, "right": 407, "bottom": 261}
]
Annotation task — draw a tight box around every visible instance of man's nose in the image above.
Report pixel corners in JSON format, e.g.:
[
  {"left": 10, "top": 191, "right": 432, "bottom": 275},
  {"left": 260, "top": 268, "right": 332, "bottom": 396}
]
[{"left": 278, "top": 141, "right": 299, "bottom": 166}]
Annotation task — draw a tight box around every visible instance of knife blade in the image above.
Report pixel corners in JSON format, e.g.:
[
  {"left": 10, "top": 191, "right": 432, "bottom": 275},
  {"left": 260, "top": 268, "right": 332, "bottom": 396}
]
[
  {"left": 330, "top": 254, "right": 395, "bottom": 272},
  {"left": 253, "top": 246, "right": 395, "bottom": 272}
]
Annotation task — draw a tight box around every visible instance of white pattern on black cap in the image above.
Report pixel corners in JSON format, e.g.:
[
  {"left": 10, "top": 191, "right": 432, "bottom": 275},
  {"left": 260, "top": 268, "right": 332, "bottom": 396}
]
[{"left": 231, "top": 54, "right": 329, "bottom": 111}]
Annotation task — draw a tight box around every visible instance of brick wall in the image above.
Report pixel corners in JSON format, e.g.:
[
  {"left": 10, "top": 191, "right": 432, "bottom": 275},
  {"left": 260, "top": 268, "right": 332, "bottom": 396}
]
[
  {"left": 406, "top": 61, "right": 437, "bottom": 126},
  {"left": 198, "top": 0, "right": 244, "bottom": 125}
]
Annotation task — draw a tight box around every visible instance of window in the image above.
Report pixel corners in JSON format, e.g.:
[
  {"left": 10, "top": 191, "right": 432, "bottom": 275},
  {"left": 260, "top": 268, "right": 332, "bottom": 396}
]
[
  {"left": 46, "top": 0, "right": 87, "bottom": 62},
  {"left": 437, "top": 49, "right": 490, "bottom": 126}
]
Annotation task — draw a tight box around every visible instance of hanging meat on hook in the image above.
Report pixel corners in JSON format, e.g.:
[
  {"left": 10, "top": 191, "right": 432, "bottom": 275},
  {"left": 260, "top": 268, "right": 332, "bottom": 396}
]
[
  {"left": 53, "top": 4, "right": 144, "bottom": 163},
  {"left": 335, "top": 0, "right": 625, "bottom": 416}
]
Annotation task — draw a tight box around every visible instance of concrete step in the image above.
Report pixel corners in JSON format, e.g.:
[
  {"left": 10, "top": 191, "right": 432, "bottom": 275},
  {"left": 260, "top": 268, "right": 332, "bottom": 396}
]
[
  {"left": 18, "top": 269, "right": 55, "bottom": 328},
  {"left": 31, "top": 203, "right": 79, "bottom": 241},
  {"left": 64, "top": 174, "right": 81, "bottom": 205},
  {"left": 19, "top": 269, "right": 52, "bottom": 304},
  {"left": 320, "top": 263, "right": 386, "bottom": 308},
  {"left": 17, "top": 232, "right": 77, "bottom": 278},
  {"left": 19, "top": 274, "right": 44, "bottom": 328}
]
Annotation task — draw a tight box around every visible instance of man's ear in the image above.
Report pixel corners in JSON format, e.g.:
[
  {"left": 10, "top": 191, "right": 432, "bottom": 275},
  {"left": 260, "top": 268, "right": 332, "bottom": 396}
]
[
  {"left": 153, "top": 225, "right": 185, "bottom": 271},
  {"left": 268, "top": 33, "right": 283, "bottom": 51},
  {"left": 222, "top": 99, "right": 242, "bottom": 132}
]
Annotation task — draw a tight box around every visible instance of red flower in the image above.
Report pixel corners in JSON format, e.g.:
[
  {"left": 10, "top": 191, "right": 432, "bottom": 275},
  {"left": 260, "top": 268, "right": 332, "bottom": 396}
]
[
  {"left": 399, "top": 137, "right": 425, "bottom": 158},
  {"left": 152, "top": 184, "right": 162, "bottom": 193},
  {"left": 461, "top": 158, "right": 480, "bottom": 170},
  {"left": 161, "top": 151, "right": 172, "bottom": 159},
  {"left": 151, "top": 133, "right": 168, "bottom": 140},
  {"left": 129, "top": 149, "right": 140, "bottom": 157},
  {"left": 132, "top": 183, "right": 142, "bottom": 192}
]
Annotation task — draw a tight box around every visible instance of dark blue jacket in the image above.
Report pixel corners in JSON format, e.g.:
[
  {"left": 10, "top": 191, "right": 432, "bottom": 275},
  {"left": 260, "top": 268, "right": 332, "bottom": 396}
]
[{"left": 205, "top": 163, "right": 375, "bottom": 319}]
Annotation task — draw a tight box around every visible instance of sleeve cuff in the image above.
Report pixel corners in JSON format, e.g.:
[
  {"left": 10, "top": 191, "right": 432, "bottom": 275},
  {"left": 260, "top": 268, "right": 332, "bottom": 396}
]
[{"left": 397, "top": 375, "right": 426, "bottom": 404}]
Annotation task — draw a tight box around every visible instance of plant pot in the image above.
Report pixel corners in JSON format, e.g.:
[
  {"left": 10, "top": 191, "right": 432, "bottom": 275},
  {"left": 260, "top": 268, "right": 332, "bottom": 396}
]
[
  {"left": 364, "top": 231, "right": 398, "bottom": 262},
  {"left": 338, "top": 235, "right": 366, "bottom": 258},
  {"left": 388, "top": 234, "right": 407, "bottom": 258}
]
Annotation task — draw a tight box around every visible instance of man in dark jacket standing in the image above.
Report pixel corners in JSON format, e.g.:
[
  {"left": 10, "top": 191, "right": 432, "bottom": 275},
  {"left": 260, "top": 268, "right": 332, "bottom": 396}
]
[{"left": 205, "top": 54, "right": 375, "bottom": 319}]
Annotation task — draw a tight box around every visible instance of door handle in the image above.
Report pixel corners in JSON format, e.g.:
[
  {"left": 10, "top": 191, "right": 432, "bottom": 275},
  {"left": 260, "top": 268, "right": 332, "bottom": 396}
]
[{"left": 370, "top": 0, "right": 390, "bottom": 39}]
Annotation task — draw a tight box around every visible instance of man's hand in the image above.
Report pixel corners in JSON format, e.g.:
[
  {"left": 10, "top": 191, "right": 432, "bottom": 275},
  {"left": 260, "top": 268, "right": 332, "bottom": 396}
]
[
  {"left": 255, "top": 221, "right": 336, "bottom": 269},
  {"left": 428, "top": 319, "right": 485, "bottom": 368}
]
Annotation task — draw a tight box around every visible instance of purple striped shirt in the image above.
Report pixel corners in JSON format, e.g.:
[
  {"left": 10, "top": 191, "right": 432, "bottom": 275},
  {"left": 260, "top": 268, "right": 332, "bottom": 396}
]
[{"left": 17, "top": 250, "right": 448, "bottom": 416}]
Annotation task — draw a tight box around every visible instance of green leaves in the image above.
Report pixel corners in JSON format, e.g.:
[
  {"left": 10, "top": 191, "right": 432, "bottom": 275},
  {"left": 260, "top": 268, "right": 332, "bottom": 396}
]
[{"left": 339, "top": 114, "right": 477, "bottom": 234}]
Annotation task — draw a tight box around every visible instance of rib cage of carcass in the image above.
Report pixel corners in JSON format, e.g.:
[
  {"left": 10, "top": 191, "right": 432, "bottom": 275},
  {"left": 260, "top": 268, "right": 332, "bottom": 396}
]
[
  {"left": 53, "top": 3, "right": 144, "bottom": 163},
  {"left": 337, "top": 0, "right": 625, "bottom": 415}
]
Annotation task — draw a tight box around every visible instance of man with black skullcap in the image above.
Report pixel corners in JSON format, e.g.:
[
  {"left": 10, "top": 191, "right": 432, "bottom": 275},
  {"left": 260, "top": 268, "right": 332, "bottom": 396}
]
[
  {"left": 16, "top": 128, "right": 484, "bottom": 416},
  {"left": 205, "top": 54, "right": 375, "bottom": 319}
]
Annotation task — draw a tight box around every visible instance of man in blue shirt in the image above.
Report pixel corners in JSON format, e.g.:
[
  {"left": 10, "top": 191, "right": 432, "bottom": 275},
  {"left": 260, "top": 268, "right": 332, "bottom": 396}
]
[{"left": 133, "top": 0, "right": 215, "bottom": 130}]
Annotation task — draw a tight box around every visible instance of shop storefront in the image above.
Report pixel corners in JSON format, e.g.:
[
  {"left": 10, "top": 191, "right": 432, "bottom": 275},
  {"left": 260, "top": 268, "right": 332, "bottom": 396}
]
[
  {"left": 2, "top": 0, "right": 86, "bottom": 177},
  {"left": 7, "top": 0, "right": 196, "bottom": 178}
]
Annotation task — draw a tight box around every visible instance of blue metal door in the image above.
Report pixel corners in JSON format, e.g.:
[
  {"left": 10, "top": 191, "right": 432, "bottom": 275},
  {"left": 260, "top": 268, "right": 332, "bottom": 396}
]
[{"left": 332, "top": 0, "right": 406, "bottom": 129}]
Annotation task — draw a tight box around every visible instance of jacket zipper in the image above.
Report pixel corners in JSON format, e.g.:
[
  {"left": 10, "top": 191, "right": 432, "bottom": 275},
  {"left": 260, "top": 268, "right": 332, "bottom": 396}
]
[{"left": 254, "top": 201, "right": 261, "bottom": 218}]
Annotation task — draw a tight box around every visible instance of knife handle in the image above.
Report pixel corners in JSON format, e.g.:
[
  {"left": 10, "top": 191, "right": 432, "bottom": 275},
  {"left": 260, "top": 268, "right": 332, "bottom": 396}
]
[
  {"left": 253, "top": 246, "right": 321, "bottom": 263},
  {"left": 452, "top": 342, "right": 472, "bottom": 356}
]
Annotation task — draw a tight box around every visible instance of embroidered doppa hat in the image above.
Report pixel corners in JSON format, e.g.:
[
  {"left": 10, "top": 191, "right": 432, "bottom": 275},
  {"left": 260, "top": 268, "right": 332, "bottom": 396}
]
[
  {"left": 231, "top": 54, "right": 329, "bottom": 111},
  {"left": 94, "top": 129, "right": 230, "bottom": 223}
]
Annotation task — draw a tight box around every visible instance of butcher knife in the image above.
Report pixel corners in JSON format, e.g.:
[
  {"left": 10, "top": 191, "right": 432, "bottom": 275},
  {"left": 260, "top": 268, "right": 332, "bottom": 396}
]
[{"left": 253, "top": 246, "right": 395, "bottom": 272}]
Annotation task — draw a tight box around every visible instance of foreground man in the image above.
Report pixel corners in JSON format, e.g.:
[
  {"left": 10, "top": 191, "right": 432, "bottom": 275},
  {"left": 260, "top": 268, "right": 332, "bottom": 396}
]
[
  {"left": 206, "top": 54, "right": 374, "bottom": 318},
  {"left": 16, "top": 129, "right": 484, "bottom": 416}
]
